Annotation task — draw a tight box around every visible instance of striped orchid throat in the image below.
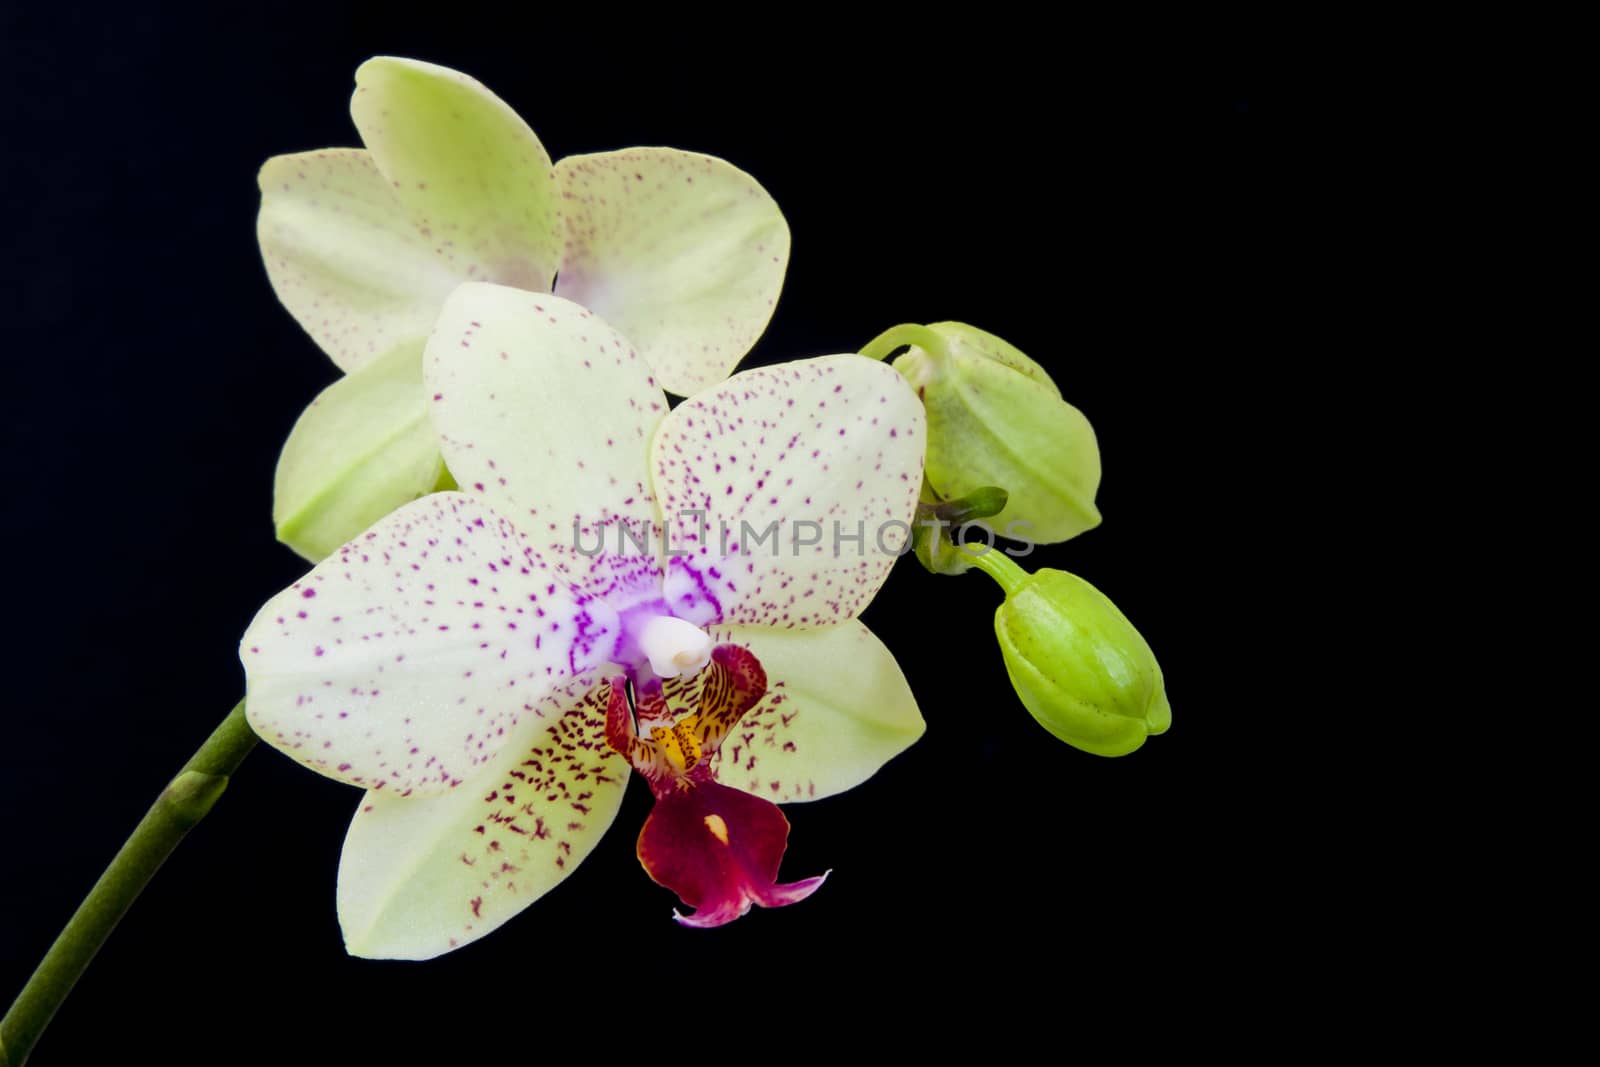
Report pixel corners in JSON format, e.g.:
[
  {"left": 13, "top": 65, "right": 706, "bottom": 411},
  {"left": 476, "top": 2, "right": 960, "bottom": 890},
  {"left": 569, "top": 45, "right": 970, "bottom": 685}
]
[{"left": 241, "top": 282, "right": 926, "bottom": 957}]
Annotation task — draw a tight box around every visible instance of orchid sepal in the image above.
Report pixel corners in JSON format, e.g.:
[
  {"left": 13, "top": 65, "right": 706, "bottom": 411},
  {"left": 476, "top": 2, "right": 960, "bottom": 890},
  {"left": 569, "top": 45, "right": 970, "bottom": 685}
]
[
  {"left": 272, "top": 339, "right": 444, "bottom": 562},
  {"left": 336, "top": 673, "right": 627, "bottom": 960}
]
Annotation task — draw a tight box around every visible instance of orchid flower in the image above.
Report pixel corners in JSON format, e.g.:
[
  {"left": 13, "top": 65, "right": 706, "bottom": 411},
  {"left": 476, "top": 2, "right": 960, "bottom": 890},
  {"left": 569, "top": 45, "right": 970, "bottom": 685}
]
[
  {"left": 260, "top": 57, "right": 789, "bottom": 560},
  {"left": 239, "top": 282, "right": 926, "bottom": 957}
]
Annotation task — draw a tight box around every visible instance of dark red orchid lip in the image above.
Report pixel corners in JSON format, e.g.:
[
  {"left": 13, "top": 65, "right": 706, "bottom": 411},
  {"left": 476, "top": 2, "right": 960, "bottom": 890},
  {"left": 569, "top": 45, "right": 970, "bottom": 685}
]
[
  {"left": 638, "top": 778, "right": 828, "bottom": 927},
  {"left": 606, "top": 643, "right": 826, "bottom": 926}
]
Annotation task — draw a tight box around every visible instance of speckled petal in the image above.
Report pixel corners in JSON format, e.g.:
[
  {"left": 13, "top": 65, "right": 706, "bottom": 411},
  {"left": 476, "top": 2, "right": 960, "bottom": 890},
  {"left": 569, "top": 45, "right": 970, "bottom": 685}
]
[
  {"left": 553, "top": 149, "right": 788, "bottom": 396},
  {"left": 337, "top": 673, "right": 627, "bottom": 959},
  {"left": 705, "top": 622, "right": 922, "bottom": 803},
  {"left": 273, "top": 339, "right": 444, "bottom": 562},
  {"left": 651, "top": 356, "right": 925, "bottom": 629},
  {"left": 425, "top": 283, "right": 668, "bottom": 601},
  {"left": 240, "top": 493, "right": 617, "bottom": 797},
  {"left": 351, "top": 57, "right": 561, "bottom": 295},
  {"left": 258, "top": 148, "right": 463, "bottom": 373}
]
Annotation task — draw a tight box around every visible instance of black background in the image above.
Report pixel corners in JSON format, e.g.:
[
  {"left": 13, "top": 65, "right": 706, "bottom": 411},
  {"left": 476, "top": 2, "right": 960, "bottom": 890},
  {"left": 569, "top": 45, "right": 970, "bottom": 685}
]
[{"left": 3, "top": 8, "right": 1276, "bottom": 1061}]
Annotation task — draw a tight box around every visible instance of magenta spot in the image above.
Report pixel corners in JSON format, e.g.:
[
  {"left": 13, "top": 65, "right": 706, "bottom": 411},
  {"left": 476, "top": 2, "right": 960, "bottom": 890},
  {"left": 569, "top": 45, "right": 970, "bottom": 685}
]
[{"left": 302, "top": 588, "right": 317, "bottom": 599}]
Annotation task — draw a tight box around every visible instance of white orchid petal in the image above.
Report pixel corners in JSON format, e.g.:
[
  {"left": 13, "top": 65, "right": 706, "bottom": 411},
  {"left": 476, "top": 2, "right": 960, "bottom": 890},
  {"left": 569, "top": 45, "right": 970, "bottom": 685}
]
[
  {"left": 708, "top": 622, "right": 923, "bottom": 803},
  {"left": 552, "top": 148, "right": 788, "bottom": 396},
  {"left": 351, "top": 57, "right": 562, "bottom": 294},
  {"left": 652, "top": 356, "right": 924, "bottom": 629},
  {"left": 241, "top": 493, "right": 610, "bottom": 797},
  {"left": 337, "top": 672, "right": 628, "bottom": 960},
  {"left": 425, "top": 283, "right": 668, "bottom": 600},
  {"left": 257, "top": 149, "right": 462, "bottom": 373}
]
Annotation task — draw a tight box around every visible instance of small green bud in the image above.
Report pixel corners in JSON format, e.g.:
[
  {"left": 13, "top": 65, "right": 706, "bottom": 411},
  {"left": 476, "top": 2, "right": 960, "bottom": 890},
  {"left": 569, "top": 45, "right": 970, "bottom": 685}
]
[
  {"left": 978, "top": 553, "right": 1170, "bottom": 757},
  {"left": 871, "top": 322, "right": 1101, "bottom": 545},
  {"left": 274, "top": 342, "right": 446, "bottom": 561}
]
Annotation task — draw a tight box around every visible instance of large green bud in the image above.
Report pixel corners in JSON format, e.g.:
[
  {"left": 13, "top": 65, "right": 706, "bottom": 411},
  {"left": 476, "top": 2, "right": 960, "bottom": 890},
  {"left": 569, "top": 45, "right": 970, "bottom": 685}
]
[
  {"left": 864, "top": 322, "right": 1101, "bottom": 545},
  {"left": 974, "top": 550, "right": 1170, "bottom": 757}
]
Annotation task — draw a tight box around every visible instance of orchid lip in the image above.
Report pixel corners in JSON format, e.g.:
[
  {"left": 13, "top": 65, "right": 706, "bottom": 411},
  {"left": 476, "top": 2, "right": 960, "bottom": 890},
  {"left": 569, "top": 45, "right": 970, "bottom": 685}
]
[{"left": 603, "top": 644, "right": 828, "bottom": 926}]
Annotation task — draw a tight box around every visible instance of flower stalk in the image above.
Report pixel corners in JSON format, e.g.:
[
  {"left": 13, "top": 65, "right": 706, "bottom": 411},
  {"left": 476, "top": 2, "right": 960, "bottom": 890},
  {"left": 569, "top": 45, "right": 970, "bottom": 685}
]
[
  {"left": 857, "top": 322, "right": 951, "bottom": 363},
  {"left": 966, "top": 541, "right": 1030, "bottom": 596},
  {"left": 1, "top": 701, "right": 256, "bottom": 1066}
]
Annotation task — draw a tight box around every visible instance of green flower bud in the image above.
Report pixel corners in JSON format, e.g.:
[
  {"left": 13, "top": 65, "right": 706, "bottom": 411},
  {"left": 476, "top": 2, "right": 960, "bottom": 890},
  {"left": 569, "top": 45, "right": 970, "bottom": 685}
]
[
  {"left": 273, "top": 342, "right": 447, "bottom": 561},
  {"left": 973, "top": 550, "right": 1170, "bottom": 757},
  {"left": 864, "top": 322, "right": 1101, "bottom": 545}
]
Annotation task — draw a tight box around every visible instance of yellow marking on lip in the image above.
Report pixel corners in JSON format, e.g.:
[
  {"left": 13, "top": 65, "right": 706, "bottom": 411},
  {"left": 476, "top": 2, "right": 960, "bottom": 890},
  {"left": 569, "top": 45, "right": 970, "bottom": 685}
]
[
  {"left": 704, "top": 813, "right": 730, "bottom": 845},
  {"left": 649, "top": 722, "right": 703, "bottom": 774}
]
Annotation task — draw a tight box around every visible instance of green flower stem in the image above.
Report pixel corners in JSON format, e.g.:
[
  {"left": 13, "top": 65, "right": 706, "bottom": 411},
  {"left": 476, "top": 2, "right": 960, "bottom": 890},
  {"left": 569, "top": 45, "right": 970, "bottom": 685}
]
[
  {"left": 858, "top": 323, "right": 950, "bottom": 363},
  {"left": 1, "top": 700, "right": 257, "bottom": 1066},
  {"left": 967, "top": 546, "right": 1030, "bottom": 597}
]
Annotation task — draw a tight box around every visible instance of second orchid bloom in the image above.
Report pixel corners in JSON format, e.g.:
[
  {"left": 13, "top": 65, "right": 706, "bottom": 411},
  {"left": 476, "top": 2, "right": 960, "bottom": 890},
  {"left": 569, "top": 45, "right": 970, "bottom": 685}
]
[
  {"left": 241, "top": 284, "right": 926, "bottom": 958},
  {"left": 261, "top": 57, "right": 790, "bottom": 560}
]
